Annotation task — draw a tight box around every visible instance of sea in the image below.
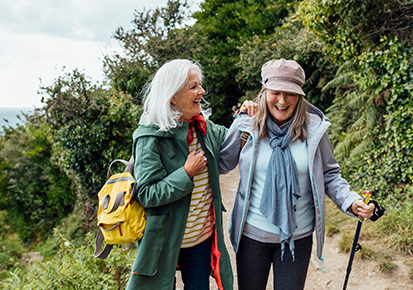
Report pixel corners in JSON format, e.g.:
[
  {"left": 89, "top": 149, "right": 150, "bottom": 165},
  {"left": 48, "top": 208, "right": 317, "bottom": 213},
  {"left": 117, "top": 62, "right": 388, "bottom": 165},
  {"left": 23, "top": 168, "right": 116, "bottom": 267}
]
[{"left": 0, "top": 107, "right": 34, "bottom": 131}]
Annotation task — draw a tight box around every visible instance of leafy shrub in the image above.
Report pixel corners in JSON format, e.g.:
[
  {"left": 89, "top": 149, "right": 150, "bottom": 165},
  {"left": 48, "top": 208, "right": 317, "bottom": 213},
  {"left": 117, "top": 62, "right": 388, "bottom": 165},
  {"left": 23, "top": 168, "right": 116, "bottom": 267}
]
[
  {"left": 41, "top": 69, "right": 142, "bottom": 203},
  {"left": 0, "top": 120, "right": 75, "bottom": 242},
  {"left": 1, "top": 229, "right": 136, "bottom": 289},
  {"left": 36, "top": 204, "right": 90, "bottom": 260}
]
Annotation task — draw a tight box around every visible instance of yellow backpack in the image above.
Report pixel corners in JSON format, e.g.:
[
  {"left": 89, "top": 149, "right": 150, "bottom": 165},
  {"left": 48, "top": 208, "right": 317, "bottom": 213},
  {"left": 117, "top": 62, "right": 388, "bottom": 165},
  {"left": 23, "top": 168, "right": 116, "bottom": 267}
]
[{"left": 94, "top": 158, "right": 146, "bottom": 259}]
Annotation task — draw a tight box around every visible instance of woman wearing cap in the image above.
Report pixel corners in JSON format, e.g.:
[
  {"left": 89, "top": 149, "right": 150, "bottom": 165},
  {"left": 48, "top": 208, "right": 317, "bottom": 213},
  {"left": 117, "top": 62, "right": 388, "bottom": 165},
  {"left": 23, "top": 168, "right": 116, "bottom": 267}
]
[{"left": 220, "top": 59, "right": 374, "bottom": 290}]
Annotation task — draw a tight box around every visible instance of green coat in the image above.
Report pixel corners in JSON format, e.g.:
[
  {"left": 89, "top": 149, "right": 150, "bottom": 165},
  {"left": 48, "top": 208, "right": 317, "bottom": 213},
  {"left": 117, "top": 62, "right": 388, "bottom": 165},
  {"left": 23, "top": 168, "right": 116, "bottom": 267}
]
[{"left": 126, "top": 118, "right": 233, "bottom": 290}]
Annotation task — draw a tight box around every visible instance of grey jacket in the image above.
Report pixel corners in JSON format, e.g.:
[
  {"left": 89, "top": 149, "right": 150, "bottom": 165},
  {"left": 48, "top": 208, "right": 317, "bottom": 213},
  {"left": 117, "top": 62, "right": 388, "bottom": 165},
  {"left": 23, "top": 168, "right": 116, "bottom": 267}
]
[{"left": 220, "top": 107, "right": 361, "bottom": 262}]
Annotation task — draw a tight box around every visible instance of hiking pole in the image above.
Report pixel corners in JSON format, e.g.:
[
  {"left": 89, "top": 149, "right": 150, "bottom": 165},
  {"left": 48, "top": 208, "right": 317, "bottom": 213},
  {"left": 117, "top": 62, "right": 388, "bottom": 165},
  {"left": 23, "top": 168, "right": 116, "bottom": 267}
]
[{"left": 342, "top": 190, "right": 371, "bottom": 290}]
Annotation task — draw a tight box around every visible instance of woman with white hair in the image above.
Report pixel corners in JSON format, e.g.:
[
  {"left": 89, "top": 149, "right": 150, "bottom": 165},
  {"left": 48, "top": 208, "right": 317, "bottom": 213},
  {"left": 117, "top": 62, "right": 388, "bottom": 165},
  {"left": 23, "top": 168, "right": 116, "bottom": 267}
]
[
  {"left": 220, "top": 59, "right": 375, "bottom": 290},
  {"left": 126, "top": 59, "right": 244, "bottom": 290}
]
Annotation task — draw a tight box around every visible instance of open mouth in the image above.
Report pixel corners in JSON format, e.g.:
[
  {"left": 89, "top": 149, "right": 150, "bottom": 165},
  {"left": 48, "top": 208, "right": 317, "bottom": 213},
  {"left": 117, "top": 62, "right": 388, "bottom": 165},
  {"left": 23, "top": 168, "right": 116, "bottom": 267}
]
[{"left": 275, "top": 105, "right": 289, "bottom": 111}]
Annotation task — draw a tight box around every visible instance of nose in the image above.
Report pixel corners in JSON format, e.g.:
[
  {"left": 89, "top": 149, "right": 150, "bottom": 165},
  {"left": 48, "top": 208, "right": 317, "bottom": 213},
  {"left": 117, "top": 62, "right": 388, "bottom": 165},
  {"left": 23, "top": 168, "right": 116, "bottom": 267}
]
[
  {"left": 278, "top": 92, "right": 287, "bottom": 103},
  {"left": 199, "top": 86, "right": 206, "bottom": 95}
]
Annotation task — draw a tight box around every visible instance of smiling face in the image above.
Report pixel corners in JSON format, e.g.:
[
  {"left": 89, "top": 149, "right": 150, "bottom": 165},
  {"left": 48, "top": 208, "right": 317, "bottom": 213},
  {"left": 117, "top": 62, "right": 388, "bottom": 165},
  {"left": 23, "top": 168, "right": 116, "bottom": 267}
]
[
  {"left": 266, "top": 90, "right": 299, "bottom": 127},
  {"left": 172, "top": 68, "right": 205, "bottom": 120}
]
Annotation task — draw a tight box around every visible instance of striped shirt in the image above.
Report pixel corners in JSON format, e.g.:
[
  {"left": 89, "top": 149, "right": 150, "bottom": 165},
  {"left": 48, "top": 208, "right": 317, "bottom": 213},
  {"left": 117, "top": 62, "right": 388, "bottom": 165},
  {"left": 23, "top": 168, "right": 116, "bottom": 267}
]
[{"left": 181, "top": 129, "right": 214, "bottom": 248}]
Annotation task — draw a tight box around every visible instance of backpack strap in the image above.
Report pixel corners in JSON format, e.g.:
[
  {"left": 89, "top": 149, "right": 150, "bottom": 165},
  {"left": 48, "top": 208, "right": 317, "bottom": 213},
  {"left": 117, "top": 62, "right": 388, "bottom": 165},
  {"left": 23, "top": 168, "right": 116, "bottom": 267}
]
[
  {"left": 94, "top": 228, "right": 113, "bottom": 259},
  {"left": 240, "top": 131, "right": 250, "bottom": 150},
  {"left": 107, "top": 159, "right": 131, "bottom": 179}
]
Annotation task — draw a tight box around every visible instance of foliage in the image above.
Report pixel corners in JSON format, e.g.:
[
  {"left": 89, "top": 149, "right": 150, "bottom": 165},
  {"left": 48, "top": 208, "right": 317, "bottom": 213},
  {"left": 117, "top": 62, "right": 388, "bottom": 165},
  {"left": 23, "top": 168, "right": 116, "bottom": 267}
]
[
  {"left": 298, "top": 0, "right": 413, "bottom": 198},
  {"left": 41, "top": 69, "right": 141, "bottom": 204},
  {"left": 36, "top": 204, "right": 93, "bottom": 260},
  {"left": 194, "top": 0, "right": 296, "bottom": 126},
  {"left": 104, "top": 0, "right": 200, "bottom": 99},
  {"left": 236, "top": 21, "right": 338, "bottom": 112},
  {"left": 0, "top": 210, "right": 25, "bottom": 279},
  {"left": 0, "top": 120, "right": 75, "bottom": 242},
  {"left": 105, "top": 0, "right": 298, "bottom": 126},
  {"left": 326, "top": 38, "right": 413, "bottom": 198},
  {"left": 1, "top": 229, "right": 135, "bottom": 289},
  {"left": 297, "top": 0, "right": 413, "bottom": 61}
]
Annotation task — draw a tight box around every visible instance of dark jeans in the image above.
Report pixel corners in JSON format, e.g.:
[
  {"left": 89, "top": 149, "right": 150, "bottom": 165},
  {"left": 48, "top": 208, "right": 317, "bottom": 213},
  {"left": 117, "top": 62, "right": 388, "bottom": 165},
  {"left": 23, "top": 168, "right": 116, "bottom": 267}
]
[
  {"left": 236, "top": 235, "right": 313, "bottom": 290},
  {"left": 174, "top": 238, "right": 211, "bottom": 290}
]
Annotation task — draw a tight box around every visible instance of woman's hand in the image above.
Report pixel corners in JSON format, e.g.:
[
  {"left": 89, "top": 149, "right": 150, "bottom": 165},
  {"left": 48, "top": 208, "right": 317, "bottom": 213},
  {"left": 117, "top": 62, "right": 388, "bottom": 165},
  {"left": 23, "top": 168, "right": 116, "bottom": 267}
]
[
  {"left": 184, "top": 149, "right": 207, "bottom": 178},
  {"left": 350, "top": 199, "right": 375, "bottom": 219},
  {"left": 240, "top": 100, "right": 258, "bottom": 117}
]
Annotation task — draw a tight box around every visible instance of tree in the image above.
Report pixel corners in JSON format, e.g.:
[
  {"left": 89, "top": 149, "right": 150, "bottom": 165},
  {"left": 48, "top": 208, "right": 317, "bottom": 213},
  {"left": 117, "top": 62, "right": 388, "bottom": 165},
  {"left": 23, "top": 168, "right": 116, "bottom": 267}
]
[
  {"left": 194, "top": 0, "right": 296, "bottom": 125},
  {"left": 41, "top": 69, "right": 141, "bottom": 203},
  {"left": 0, "top": 120, "right": 75, "bottom": 242},
  {"left": 297, "top": 0, "right": 413, "bottom": 198},
  {"left": 297, "top": 0, "right": 413, "bottom": 61},
  {"left": 236, "top": 21, "right": 338, "bottom": 112},
  {"left": 104, "top": 0, "right": 201, "bottom": 100}
]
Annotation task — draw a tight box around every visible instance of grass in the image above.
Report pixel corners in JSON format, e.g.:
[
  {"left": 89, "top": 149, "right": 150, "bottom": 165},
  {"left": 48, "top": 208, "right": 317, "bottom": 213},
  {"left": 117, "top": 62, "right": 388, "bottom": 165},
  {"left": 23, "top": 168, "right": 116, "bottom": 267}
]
[
  {"left": 377, "top": 260, "right": 397, "bottom": 274},
  {"left": 358, "top": 244, "right": 377, "bottom": 260},
  {"left": 374, "top": 200, "right": 413, "bottom": 254},
  {"left": 324, "top": 196, "right": 413, "bottom": 275}
]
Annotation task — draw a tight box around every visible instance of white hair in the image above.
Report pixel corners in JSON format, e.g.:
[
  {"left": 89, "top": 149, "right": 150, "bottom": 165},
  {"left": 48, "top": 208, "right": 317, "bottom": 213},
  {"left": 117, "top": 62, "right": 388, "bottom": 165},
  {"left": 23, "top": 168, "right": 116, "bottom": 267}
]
[{"left": 142, "top": 59, "right": 210, "bottom": 131}]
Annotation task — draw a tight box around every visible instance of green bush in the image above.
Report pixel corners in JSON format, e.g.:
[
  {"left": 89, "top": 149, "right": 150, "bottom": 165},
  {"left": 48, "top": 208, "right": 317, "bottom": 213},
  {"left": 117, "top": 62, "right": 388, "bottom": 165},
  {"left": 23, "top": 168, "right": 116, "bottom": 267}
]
[
  {"left": 1, "top": 229, "right": 136, "bottom": 289},
  {"left": 0, "top": 120, "right": 75, "bottom": 242},
  {"left": 36, "top": 204, "right": 90, "bottom": 260},
  {"left": 41, "top": 69, "right": 142, "bottom": 203}
]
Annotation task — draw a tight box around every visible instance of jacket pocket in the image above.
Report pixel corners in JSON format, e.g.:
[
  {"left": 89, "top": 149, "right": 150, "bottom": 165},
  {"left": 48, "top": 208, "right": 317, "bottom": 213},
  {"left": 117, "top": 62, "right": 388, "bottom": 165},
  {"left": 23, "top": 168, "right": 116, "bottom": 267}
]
[{"left": 132, "top": 206, "right": 170, "bottom": 276}]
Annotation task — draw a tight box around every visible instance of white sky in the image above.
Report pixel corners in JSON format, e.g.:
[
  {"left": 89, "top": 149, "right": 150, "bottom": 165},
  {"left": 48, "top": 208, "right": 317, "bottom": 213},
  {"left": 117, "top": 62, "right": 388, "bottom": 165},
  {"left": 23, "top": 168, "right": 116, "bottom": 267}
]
[{"left": 0, "top": 0, "right": 201, "bottom": 108}]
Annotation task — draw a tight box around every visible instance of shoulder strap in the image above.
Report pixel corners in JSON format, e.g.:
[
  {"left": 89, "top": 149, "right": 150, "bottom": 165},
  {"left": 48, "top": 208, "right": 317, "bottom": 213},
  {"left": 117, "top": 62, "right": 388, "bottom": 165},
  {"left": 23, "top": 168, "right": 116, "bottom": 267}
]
[{"left": 94, "top": 228, "right": 113, "bottom": 259}]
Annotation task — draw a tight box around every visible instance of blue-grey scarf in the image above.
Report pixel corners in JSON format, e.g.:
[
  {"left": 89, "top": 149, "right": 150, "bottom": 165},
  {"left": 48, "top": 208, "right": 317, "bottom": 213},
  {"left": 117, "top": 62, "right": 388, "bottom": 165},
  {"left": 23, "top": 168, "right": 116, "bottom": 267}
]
[{"left": 259, "top": 116, "right": 301, "bottom": 261}]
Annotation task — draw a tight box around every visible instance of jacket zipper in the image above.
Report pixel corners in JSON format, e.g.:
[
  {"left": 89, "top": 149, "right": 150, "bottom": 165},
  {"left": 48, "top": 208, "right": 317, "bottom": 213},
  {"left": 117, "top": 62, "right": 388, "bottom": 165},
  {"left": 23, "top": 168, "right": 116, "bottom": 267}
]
[
  {"left": 236, "top": 128, "right": 255, "bottom": 252},
  {"left": 312, "top": 173, "right": 325, "bottom": 271}
]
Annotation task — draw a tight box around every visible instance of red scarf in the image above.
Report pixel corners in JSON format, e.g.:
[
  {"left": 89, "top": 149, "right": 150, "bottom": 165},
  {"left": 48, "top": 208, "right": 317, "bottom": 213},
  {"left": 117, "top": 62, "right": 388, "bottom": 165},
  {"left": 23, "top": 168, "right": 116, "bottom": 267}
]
[{"left": 180, "top": 115, "right": 207, "bottom": 144}]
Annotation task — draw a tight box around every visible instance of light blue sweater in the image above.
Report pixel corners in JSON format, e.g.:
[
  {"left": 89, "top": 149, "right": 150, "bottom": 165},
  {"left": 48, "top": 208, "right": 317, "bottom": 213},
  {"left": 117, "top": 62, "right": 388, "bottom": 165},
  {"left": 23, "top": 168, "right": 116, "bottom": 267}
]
[{"left": 245, "top": 138, "right": 315, "bottom": 242}]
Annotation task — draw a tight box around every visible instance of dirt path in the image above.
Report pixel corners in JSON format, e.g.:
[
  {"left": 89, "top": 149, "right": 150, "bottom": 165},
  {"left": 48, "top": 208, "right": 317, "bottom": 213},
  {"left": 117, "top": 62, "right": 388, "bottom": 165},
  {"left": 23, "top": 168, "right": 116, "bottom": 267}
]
[{"left": 176, "top": 168, "right": 412, "bottom": 289}]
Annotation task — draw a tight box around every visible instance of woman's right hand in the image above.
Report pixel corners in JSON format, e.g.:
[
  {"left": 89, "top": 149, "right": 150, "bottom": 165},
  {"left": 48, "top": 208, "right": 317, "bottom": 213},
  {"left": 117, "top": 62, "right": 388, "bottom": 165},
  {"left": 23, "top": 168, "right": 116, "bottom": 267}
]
[
  {"left": 184, "top": 149, "right": 207, "bottom": 178},
  {"left": 240, "top": 100, "right": 258, "bottom": 117}
]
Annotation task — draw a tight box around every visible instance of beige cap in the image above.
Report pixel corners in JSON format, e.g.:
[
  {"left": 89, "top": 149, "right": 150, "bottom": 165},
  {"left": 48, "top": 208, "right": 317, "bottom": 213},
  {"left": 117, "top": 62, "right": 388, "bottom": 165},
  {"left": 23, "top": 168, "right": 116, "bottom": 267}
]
[{"left": 261, "top": 59, "right": 306, "bottom": 96}]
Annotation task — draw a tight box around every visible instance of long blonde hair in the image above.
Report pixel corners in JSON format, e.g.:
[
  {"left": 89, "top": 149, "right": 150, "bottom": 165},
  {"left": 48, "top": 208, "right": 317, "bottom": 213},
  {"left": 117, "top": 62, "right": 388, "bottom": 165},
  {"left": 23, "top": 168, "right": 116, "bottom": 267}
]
[{"left": 252, "top": 88, "right": 309, "bottom": 142}]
